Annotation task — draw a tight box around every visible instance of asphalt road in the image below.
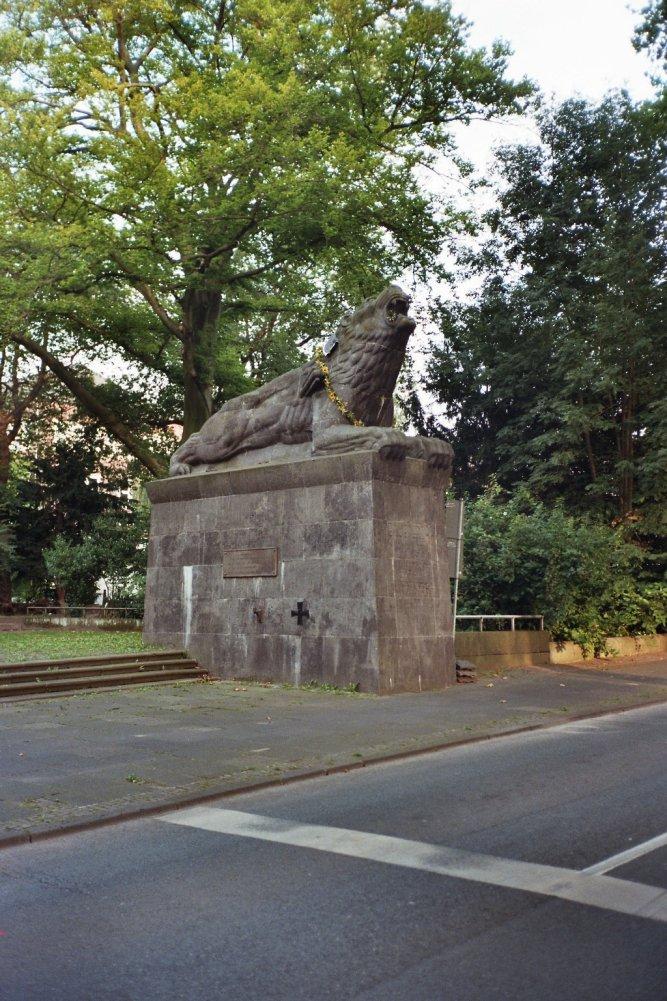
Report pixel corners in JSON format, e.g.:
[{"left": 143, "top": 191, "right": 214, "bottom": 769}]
[{"left": 1, "top": 702, "right": 666, "bottom": 1001}]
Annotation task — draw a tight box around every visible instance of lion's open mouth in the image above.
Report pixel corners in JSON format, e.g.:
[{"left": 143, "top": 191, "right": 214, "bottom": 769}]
[{"left": 385, "top": 294, "right": 414, "bottom": 330}]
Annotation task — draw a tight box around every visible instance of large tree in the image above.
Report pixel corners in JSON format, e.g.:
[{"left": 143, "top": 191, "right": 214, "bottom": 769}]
[
  {"left": 420, "top": 93, "right": 667, "bottom": 536},
  {"left": 0, "top": 0, "right": 529, "bottom": 474}
]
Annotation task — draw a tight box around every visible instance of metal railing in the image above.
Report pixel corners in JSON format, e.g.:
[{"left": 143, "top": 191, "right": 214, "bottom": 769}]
[
  {"left": 26, "top": 605, "right": 143, "bottom": 621},
  {"left": 456, "top": 615, "right": 544, "bottom": 632}
]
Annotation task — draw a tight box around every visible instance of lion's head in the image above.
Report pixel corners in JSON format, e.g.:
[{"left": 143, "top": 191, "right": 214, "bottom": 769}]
[
  {"left": 327, "top": 285, "right": 416, "bottom": 358},
  {"left": 322, "top": 285, "right": 416, "bottom": 425}
]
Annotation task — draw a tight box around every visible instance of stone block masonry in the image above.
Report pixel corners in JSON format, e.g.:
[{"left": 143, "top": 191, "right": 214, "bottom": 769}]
[{"left": 143, "top": 451, "right": 455, "bottom": 694}]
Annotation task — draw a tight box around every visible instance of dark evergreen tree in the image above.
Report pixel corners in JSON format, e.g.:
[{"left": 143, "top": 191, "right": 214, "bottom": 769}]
[
  {"left": 10, "top": 427, "right": 134, "bottom": 604},
  {"left": 421, "top": 93, "right": 666, "bottom": 551}
]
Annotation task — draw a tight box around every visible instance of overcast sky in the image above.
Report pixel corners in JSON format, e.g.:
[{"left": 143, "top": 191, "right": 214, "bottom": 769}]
[
  {"left": 408, "top": 0, "right": 658, "bottom": 415},
  {"left": 450, "top": 0, "right": 656, "bottom": 171}
]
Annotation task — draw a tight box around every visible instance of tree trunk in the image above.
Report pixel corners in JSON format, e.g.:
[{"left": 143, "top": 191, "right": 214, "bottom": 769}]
[
  {"left": 577, "top": 395, "right": 598, "bottom": 483},
  {"left": 616, "top": 355, "right": 637, "bottom": 520},
  {"left": 619, "top": 394, "right": 635, "bottom": 520},
  {"left": 181, "top": 286, "right": 221, "bottom": 440}
]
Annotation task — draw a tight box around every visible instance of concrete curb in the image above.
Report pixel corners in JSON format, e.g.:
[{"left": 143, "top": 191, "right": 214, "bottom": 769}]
[{"left": 1, "top": 695, "right": 665, "bottom": 853}]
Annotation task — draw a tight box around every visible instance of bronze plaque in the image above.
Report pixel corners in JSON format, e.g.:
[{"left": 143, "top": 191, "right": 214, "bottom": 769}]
[{"left": 223, "top": 547, "right": 278, "bottom": 578}]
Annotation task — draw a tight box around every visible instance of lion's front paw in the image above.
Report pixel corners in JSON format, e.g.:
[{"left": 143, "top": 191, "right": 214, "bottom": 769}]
[
  {"left": 378, "top": 443, "right": 409, "bottom": 461},
  {"left": 420, "top": 438, "right": 453, "bottom": 470},
  {"left": 169, "top": 461, "right": 192, "bottom": 477},
  {"left": 377, "top": 430, "right": 410, "bottom": 462}
]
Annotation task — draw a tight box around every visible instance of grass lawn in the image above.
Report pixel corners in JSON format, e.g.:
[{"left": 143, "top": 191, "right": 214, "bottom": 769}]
[{"left": 0, "top": 630, "right": 165, "bottom": 664}]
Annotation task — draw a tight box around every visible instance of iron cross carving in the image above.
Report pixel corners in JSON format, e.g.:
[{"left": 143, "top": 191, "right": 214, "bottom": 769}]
[{"left": 291, "top": 601, "right": 310, "bottom": 626}]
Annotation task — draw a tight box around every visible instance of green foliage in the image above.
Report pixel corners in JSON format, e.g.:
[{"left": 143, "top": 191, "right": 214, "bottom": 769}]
[
  {"left": 42, "top": 534, "right": 98, "bottom": 606},
  {"left": 634, "top": 0, "right": 667, "bottom": 66},
  {"left": 606, "top": 582, "right": 667, "bottom": 637},
  {"left": 458, "top": 486, "right": 664, "bottom": 655},
  {"left": 300, "top": 680, "right": 361, "bottom": 695},
  {"left": 0, "top": 0, "right": 530, "bottom": 464},
  {"left": 420, "top": 93, "right": 667, "bottom": 553},
  {"left": 92, "top": 507, "right": 149, "bottom": 607},
  {"left": 43, "top": 506, "right": 149, "bottom": 608},
  {"left": 8, "top": 426, "right": 139, "bottom": 601}
]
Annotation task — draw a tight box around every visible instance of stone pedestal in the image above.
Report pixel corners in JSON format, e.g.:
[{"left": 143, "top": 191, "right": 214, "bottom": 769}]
[{"left": 143, "top": 451, "right": 455, "bottom": 694}]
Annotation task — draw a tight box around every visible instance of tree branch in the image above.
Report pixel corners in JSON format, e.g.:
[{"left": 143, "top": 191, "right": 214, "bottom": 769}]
[
  {"left": 10, "top": 361, "right": 49, "bottom": 442},
  {"left": 58, "top": 311, "right": 181, "bottom": 381},
  {"left": 201, "top": 212, "right": 262, "bottom": 266},
  {"left": 11, "top": 332, "right": 167, "bottom": 477},
  {"left": 109, "top": 252, "right": 183, "bottom": 339}
]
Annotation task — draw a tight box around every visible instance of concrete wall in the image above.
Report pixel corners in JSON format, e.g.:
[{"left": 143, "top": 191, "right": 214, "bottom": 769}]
[
  {"left": 0, "top": 616, "right": 27, "bottom": 632},
  {"left": 24, "top": 616, "right": 142, "bottom": 631},
  {"left": 455, "top": 630, "right": 550, "bottom": 671},
  {"left": 549, "top": 633, "right": 667, "bottom": 663},
  {"left": 454, "top": 630, "right": 666, "bottom": 670}
]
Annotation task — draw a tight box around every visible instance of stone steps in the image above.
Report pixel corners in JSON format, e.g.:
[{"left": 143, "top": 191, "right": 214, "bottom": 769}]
[{"left": 0, "top": 651, "right": 209, "bottom": 699}]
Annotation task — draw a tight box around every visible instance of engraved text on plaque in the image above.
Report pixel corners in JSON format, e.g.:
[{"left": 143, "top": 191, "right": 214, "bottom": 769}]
[{"left": 223, "top": 548, "right": 279, "bottom": 578}]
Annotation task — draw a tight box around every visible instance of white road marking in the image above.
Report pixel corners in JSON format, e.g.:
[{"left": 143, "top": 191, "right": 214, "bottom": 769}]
[
  {"left": 160, "top": 807, "right": 667, "bottom": 923},
  {"left": 583, "top": 831, "right": 667, "bottom": 876}
]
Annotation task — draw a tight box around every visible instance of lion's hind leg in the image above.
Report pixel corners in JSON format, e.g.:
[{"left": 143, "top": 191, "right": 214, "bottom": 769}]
[{"left": 169, "top": 399, "right": 311, "bottom": 475}]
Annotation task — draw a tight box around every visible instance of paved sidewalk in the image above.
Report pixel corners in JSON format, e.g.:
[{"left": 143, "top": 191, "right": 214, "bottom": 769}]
[{"left": 1, "top": 658, "right": 666, "bottom": 846}]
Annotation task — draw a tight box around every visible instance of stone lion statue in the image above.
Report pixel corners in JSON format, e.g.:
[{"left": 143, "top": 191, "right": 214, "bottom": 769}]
[{"left": 169, "top": 285, "right": 452, "bottom": 475}]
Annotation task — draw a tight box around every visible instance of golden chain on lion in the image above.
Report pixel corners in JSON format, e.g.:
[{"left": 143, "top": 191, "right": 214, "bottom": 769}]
[{"left": 314, "top": 346, "right": 364, "bottom": 427}]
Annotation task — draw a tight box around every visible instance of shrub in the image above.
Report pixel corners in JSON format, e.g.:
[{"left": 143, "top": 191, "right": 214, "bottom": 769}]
[{"left": 457, "top": 485, "right": 662, "bottom": 654}]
